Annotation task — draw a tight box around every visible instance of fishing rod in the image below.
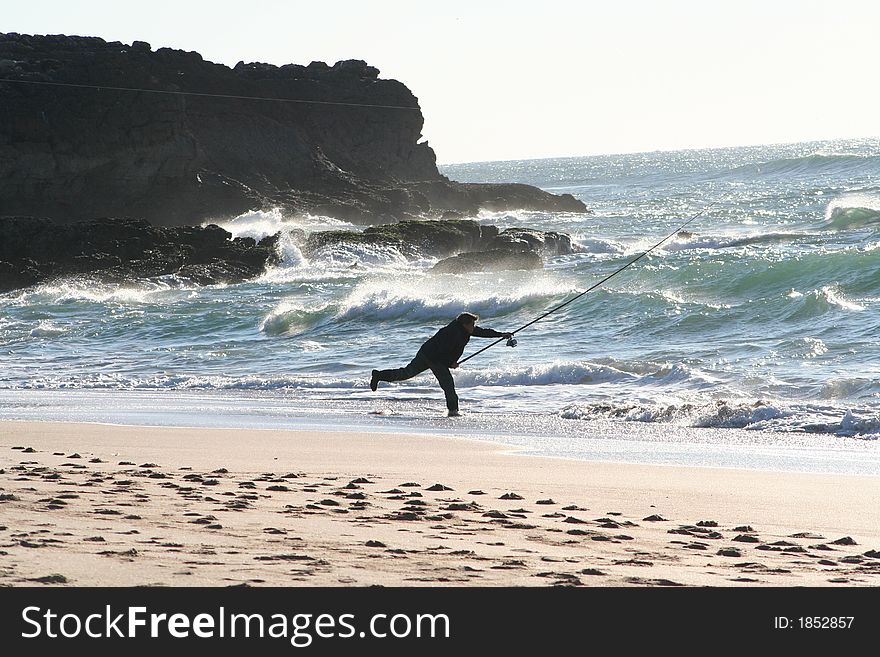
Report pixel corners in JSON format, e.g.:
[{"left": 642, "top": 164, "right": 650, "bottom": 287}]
[{"left": 458, "top": 202, "right": 717, "bottom": 365}]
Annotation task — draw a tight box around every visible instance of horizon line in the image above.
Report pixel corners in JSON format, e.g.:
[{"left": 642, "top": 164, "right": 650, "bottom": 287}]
[{"left": 436, "top": 134, "right": 880, "bottom": 168}]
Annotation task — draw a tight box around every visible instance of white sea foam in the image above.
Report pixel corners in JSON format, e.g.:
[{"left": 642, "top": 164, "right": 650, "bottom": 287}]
[
  {"left": 570, "top": 236, "right": 626, "bottom": 254},
  {"left": 29, "top": 320, "right": 66, "bottom": 338},
  {"left": 11, "top": 279, "right": 191, "bottom": 306},
  {"left": 784, "top": 285, "right": 865, "bottom": 318},
  {"left": 560, "top": 398, "right": 880, "bottom": 437},
  {"left": 306, "top": 241, "right": 412, "bottom": 268},
  {"left": 813, "top": 286, "right": 864, "bottom": 312},
  {"left": 785, "top": 337, "right": 828, "bottom": 359},
  {"left": 839, "top": 409, "right": 880, "bottom": 436},
  {"left": 211, "top": 207, "right": 355, "bottom": 241},
  {"left": 452, "top": 361, "right": 637, "bottom": 387}
]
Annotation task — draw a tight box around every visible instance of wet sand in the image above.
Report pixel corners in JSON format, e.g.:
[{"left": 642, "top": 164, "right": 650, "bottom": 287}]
[{"left": 1, "top": 420, "right": 879, "bottom": 586}]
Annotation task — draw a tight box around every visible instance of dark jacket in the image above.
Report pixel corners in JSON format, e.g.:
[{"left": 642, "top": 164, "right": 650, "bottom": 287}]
[{"left": 418, "top": 320, "right": 507, "bottom": 367}]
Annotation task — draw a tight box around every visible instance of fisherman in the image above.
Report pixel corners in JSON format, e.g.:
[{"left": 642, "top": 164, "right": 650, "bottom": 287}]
[{"left": 370, "top": 312, "right": 513, "bottom": 417}]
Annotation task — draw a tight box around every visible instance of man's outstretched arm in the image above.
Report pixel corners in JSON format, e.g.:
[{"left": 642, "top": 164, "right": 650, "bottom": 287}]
[{"left": 472, "top": 326, "right": 513, "bottom": 338}]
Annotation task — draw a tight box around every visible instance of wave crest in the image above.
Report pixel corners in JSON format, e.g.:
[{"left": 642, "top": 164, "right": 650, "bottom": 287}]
[
  {"left": 821, "top": 194, "right": 880, "bottom": 231},
  {"left": 785, "top": 285, "right": 864, "bottom": 319},
  {"left": 560, "top": 399, "right": 880, "bottom": 436},
  {"left": 260, "top": 301, "right": 335, "bottom": 336},
  {"left": 732, "top": 153, "right": 880, "bottom": 178}
]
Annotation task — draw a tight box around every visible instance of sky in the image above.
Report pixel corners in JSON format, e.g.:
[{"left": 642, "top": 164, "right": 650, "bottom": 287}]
[{"left": 3, "top": 0, "right": 878, "bottom": 163}]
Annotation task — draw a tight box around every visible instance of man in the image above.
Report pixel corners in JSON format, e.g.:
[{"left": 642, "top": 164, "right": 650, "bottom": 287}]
[{"left": 370, "top": 312, "right": 513, "bottom": 417}]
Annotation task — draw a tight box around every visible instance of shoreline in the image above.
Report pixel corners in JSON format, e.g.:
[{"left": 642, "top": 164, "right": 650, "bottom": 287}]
[
  {"left": 2, "top": 420, "right": 879, "bottom": 587},
  {"left": 3, "top": 389, "right": 880, "bottom": 477},
  {"left": 3, "top": 416, "right": 880, "bottom": 479}
]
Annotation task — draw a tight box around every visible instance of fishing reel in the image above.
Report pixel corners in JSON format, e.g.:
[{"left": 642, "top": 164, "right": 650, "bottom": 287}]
[{"left": 506, "top": 336, "right": 518, "bottom": 348}]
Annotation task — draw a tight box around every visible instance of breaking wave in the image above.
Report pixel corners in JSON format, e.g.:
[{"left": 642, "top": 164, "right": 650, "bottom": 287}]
[
  {"left": 560, "top": 399, "right": 880, "bottom": 437},
  {"left": 259, "top": 301, "right": 336, "bottom": 336},
  {"left": 28, "top": 320, "right": 67, "bottom": 338},
  {"left": 731, "top": 153, "right": 880, "bottom": 178},
  {"left": 784, "top": 285, "right": 865, "bottom": 319},
  {"left": 820, "top": 193, "right": 880, "bottom": 231},
  {"left": 260, "top": 275, "right": 573, "bottom": 335}
]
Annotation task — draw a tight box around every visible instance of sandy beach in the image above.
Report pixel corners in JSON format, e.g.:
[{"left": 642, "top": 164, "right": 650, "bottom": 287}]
[{"left": 1, "top": 420, "right": 878, "bottom": 587}]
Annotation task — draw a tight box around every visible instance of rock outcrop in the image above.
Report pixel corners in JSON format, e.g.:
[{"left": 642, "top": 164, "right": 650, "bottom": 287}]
[
  {"left": 0, "top": 33, "right": 588, "bottom": 225},
  {"left": 301, "top": 219, "right": 578, "bottom": 273},
  {"left": 430, "top": 249, "right": 543, "bottom": 274},
  {"left": 0, "top": 217, "right": 578, "bottom": 292},
  {"left": 0, "top": 216, "right": 278, "bottom": 292},
  {"left": 303, "top": 219, "right": 496, "bottom": 260}
]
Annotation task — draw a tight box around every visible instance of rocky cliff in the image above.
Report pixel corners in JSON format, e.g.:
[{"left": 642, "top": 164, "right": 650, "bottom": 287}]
[{"left": 0, "top": 33, "right": 587, "bottom": 225}]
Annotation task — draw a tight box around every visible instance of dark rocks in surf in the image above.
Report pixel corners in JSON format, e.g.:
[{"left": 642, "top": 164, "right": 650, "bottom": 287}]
[
  {"left": 430, "top": 249, "right": 542, "bottom": 274},
  {"left": 301, "top": 218, "right": 578, "bottom": 274},
  {"left": 491, "top": 228, "right": 574, "bottom": 257},
  {"left": 303, "top": 219, "right": 497, "bottom": 260},
  {"left": 0, "top": 33, "right": 588, "bottom": 226},
  {"left": 0, "top": 215, "right": 278, "bottom": 292},
  {"left": 428, "top": 226, "right": 573, "bottom": 274},
  {"left": 406, "top": 180, "right": 587, "bottom": 217},
  {"left": 0, "top": 214, "right": 580, "bottom": 291}
]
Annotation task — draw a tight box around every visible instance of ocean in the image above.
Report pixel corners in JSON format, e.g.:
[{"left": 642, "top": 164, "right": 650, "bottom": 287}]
[{"left": 2, "top": 138, "right": 880, "bottom": 473}]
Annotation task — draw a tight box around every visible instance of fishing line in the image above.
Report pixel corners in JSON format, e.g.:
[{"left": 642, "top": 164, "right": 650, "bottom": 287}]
[
  {"left": 0, "top": 77, "right": 421, "bottom": 111},
  {"left": 458, "top": 203, "right": 717, "bottom": 365}
]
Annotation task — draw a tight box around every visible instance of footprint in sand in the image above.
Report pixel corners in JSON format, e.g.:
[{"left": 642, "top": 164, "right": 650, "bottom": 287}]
[
  {"left": 732, "top": 534, "right": 760, "bottom": 543},
  {"left": 29, "top": 574, "right": 69, "bottom": 584},
  {"left": 717, "top": 547, "right": 742, "bottom": 557},
  {"left": 580, "top": 568, "right": 605, "bottom": 576}
]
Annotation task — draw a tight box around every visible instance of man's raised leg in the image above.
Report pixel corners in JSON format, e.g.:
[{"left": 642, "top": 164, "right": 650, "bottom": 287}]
[{"left": 372, "top": 354, "right": 429, "bottom": 390}]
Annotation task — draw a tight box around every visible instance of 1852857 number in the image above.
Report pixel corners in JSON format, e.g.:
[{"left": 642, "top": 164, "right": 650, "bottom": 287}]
[{"left": 798, "top": 617, "right": 854, "bottom": 629}]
